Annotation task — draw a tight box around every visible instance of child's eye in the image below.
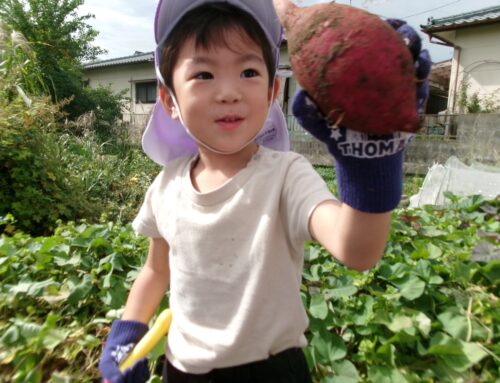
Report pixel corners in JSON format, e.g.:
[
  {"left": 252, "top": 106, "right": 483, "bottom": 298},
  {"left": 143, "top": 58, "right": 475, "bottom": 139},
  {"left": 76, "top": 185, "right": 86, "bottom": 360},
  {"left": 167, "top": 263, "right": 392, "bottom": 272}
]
[
  {"left": 194, "top": 72, "right": 213, "bottom": 80},
  {"left": 241, "top": 69, "right": 259, "bottom": 78}
]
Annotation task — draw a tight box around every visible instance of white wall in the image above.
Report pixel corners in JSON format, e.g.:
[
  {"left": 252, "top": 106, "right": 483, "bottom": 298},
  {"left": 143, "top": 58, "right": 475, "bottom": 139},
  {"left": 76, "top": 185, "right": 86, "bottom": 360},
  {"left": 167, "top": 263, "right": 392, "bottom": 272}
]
[
  {"left": 447, "top": 23, "right": 500, "bottom": 112},
  {"left": 85, "top": 62, "right": 157, "bottom": 120}
]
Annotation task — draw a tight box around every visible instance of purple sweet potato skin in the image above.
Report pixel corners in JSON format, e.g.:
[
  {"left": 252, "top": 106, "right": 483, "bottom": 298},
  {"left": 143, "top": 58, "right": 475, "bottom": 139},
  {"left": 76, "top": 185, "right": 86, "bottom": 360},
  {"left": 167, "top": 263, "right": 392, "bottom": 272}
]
[{"left": 285, "top": 3, "right": 418, "bottom": 134}]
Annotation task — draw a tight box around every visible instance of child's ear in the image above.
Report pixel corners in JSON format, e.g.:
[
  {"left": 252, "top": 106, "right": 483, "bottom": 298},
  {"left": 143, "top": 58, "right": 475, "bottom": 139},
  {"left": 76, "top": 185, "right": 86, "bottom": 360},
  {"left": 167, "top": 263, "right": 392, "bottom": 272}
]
[
  {"left": 268, "top": 77, "right": 280, "bottom": 105},
  {"left": 159, "top": 86, "right": 179, "bottom": 119}
]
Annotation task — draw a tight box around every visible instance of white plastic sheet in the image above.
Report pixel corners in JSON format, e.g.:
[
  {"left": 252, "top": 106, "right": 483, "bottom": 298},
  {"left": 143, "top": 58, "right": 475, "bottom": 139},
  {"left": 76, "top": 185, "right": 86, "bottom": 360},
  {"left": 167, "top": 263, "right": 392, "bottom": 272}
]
[{"left": 409, "top": 156, "right": 500, "bottom": 208}]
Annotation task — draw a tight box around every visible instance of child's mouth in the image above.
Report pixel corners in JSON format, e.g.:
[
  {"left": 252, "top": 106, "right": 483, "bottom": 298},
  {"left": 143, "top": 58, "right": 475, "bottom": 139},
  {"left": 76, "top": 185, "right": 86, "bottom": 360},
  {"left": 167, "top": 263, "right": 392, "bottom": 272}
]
[{"left": 216, "top": 116, "right": 243, "bottom": 131}]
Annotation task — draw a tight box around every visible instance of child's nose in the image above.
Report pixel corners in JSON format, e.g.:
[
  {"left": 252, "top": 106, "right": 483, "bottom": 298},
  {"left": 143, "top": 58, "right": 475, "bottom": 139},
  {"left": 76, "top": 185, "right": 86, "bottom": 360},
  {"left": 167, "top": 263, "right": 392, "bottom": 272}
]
[{"left": 215, "top": 82, "right": 242, "bottom": 103}]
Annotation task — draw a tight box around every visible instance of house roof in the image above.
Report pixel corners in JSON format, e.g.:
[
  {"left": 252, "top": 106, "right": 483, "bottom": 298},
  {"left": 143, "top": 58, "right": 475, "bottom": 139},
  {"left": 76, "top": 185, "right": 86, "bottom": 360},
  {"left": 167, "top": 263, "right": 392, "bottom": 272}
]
[
  {"left": 83, "top": 51, "right": 154, "bottom": 69},
  {"left": 421, "top": 5, "right": 500, "bottom": 33},
  {"left": 83, "top": 38, "right": 290, "bottom": 70},
  {"left": 429, "top": 59, "right": 451, "bottom": 90}
]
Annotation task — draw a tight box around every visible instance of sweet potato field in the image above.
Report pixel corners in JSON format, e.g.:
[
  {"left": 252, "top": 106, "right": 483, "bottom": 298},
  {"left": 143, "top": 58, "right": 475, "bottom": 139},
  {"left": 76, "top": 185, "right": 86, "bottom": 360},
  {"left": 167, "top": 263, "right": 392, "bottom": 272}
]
[{"left": 0, "top": 194, "right": 498, "bottom": 383}]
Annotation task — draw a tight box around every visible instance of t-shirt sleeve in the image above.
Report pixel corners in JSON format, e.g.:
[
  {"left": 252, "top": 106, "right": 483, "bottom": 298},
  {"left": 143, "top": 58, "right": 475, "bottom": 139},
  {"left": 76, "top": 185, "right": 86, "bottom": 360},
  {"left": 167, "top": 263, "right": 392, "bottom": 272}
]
[
  {"left": 281, "top": 155, "right": 337, "bottom": 243},
  {"left": 132, "top": 172, "right": 163, "bottom": 238}
]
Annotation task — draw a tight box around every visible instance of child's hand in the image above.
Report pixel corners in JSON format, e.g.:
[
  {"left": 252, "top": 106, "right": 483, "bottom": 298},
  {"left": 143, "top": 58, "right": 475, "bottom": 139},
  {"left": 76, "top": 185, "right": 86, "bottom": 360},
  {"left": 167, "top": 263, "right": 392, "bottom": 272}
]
[
  {"left": 98, "top": 320, "right": 150, "bottom": 383},
  {"left": 291, "top": 20, "right": 430, "bottom": 213},
  {"left": 293, "top": 91, "right": 413, "bottom": 212}
]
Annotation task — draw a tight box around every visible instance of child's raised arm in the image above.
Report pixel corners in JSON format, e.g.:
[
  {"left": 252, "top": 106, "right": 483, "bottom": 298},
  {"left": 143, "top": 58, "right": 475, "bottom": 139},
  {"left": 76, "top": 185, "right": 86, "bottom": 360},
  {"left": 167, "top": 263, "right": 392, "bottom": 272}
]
[
  {"left": 291, "top": 20, "right": 431, "bottom": 271},
  {"left": 309, "top": 200, "right": 391, "bottom": 271}
]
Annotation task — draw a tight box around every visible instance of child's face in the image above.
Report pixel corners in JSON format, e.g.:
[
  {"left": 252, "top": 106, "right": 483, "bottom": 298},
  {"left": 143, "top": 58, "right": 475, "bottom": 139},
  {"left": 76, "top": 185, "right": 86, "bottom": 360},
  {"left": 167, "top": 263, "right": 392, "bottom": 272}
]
[{"left": 162, "top": 28, "right": 278, "bottom": 155}]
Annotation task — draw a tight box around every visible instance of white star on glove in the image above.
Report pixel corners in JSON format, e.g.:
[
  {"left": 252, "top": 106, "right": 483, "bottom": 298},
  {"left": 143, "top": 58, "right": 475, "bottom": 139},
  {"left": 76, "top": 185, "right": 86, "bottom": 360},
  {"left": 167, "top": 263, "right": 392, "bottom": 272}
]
[
  {"left": 111, "top": 343, "right": 135, "bottom": 364},
  {"left": 329, "top": 128, "right": 343, "bottom": 141}
]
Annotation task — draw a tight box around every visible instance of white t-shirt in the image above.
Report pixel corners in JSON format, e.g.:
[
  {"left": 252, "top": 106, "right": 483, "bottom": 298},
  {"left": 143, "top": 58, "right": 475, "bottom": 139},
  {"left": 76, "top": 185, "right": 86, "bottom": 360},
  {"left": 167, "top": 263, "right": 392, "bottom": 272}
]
[{"left": 133, "top": 146, "right": 335, "bottom": 373}]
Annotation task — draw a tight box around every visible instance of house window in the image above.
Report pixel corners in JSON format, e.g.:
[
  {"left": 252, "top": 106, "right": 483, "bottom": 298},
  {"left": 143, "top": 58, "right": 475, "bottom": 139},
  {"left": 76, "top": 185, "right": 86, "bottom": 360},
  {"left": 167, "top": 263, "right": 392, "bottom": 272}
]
[{"left": 136, "top": 81, "right": 157, "bottom": 104}]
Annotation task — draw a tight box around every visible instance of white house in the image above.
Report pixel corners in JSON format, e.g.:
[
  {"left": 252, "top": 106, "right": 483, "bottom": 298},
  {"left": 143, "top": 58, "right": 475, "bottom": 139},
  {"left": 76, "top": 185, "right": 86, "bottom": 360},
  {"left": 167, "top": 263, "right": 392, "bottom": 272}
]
[
  {"left": 421, "top": 5, "right": 500, "bottom": 113},
  {"left": 83, "top": 45, "right": 297, "bottom": 129}
]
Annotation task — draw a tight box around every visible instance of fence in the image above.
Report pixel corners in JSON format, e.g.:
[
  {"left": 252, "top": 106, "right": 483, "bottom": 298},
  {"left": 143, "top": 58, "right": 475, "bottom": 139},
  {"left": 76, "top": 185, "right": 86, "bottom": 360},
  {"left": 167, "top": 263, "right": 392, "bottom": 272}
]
[{"left": 289, "top": 114, "right": 500, "bottom": 174}]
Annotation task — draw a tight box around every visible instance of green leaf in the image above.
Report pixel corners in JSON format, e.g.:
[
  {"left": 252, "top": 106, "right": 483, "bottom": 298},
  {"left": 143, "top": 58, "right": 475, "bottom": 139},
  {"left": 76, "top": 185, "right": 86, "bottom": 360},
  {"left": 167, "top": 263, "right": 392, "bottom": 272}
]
[
  {"left": 480, "top": 261, "right": 500, "bottom": 284},
  {"left": 13, "top": 319, "right": 42, "bottom": 340},
  {"left": 460, "top": 340, "right": 488, "bottom": 366},
  {"left": 428, "top": 275, "right": 444, "bottom": 285},
  {"left": 77, "top": 334, "right": 101, "bottom": 349},
  {"left": 331, "top": 360, "right": 359, "bottom": 383},
  {"left": 367, "top": 366, "right": 408, "bottom": 383},
  {"left": 42, "top": 328, "right": 70, "bottom": 351},
  {"left": 387, "top": 315, "right": 413, "bottom": 333},
  {"left": 15, "top": 368, "right": 43, "bottom": 383},
  {"left": 426, "top": 243, "right": 443, "bottom": 259},
  {"left": 49, "top": 372, "right": 72, "bottom": 383},
  {"left": 0, "top": 326, "right": 20, "bottom": 346},
  {"left": 102, "top": 279, "right": 128, "bottom": 309},
  {"left": 27, "top": 279, "right": 57, "bottom": 297},
  {"left": 311, "top": 329, "right": 347, "bottom": 364},
  {"left": 415, "top": 312, "right": 431, "bottom": 337},
  {"left": 438, "top": 311, "right": 468, "bottom": 340},
  {"left": 394, "top": 275, "right": 426, "bottom": 300},
  {"left": 9, "top": 280, "right": 33, "bottom": 295},
  {"left": 376, "top": 344, "right": 396, "bottom": 367},
  {"left": 420, "top": 226, "right": 447, "bottom": 237},
  {"left": 54, "top": 253, "right": 81, "bottom": 267},
  {"left": 309, "top": 293, "right": 328, "bottom": 320},
  {"left": 66, "top": 275, "right": 93, "bottom": 305},
  {"left": 40, "top": 237, "right": 68, "bottom": 256},
  {"left": 306, "top": 264, "right": 321, "bottom": 282},
  {"left": 305, "top": 245, "right": 321, "bottom": 261},
  {"left": 415, "top": 260, "right": 432, "bottom": 279},
  {"left": 352, "top": 296, "right": 374, "bottom": 326},
  {"left": 90, "top": 236, "right": 111, "bottom": 251},
  {"left": 426, "top": 333, "right": 487, "bottom": 372},
  {"left": 326, "top": 285, "right": 358, "bottom": 299}
]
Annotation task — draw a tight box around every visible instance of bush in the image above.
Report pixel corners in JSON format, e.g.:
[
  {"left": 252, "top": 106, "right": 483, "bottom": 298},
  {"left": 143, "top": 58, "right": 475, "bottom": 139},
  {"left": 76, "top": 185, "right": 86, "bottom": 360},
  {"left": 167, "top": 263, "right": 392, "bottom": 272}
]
[
  {"left": 0, "top": 93, "right": 159, "bottom": 235},
  {"left": 0, "top": 97, "right": 94, "bottom": 235},
  {"left": 0, "top": 219, "right": 155, "bottom": 382},
  {"left": 58, "top": 124, "right": 160, "bottom": 225},
  {"left": 70, "top": 85, "right": 128, "bottom": 142}
]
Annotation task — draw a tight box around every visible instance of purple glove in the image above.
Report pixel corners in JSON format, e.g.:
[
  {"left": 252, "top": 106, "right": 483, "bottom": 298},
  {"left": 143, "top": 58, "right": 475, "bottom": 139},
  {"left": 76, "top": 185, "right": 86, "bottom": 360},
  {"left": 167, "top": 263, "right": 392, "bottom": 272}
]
[
  {"left": 293, "top": 91, "right": 414, "bottom": 212},
  {"left": 292, "top": 20, "right": 430, "bottom": 213},
  {"left": 386, "top": 18, "right": 431, "bottom": 113},
  {"left": 98, "top": 320, "right": 150, "bottom": 383}
]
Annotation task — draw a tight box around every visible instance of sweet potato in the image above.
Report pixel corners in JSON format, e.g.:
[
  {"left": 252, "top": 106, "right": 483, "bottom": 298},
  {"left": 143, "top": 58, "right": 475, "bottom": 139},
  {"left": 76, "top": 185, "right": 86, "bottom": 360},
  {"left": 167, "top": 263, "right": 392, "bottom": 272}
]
[{"left": 273, "top": 0, "right": 419, "bottom": 134}]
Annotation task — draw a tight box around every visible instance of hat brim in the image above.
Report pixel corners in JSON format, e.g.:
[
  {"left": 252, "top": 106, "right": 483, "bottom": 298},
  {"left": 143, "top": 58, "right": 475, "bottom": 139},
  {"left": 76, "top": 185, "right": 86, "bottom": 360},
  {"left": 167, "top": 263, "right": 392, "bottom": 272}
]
[{"left": 143, "top": 100, "right": 290, "bottom": 166}]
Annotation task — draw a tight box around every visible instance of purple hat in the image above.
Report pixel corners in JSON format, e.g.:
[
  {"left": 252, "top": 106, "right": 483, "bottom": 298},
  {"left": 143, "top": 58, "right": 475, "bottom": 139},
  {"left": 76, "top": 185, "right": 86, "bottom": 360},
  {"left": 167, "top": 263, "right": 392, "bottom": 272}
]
[{"left": 142, "top": 0, "right": 290, "bottom": 166}]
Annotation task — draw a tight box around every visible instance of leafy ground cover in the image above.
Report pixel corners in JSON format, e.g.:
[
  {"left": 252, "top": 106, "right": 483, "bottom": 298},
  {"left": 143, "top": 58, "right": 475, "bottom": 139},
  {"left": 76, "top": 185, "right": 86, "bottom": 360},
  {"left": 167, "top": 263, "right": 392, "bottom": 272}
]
[
  {"left": 0, "top": 194, "right": 498, "bottom": 382},
  {"left": 303, "top": 194, "right": 499, "bottom": 382}
]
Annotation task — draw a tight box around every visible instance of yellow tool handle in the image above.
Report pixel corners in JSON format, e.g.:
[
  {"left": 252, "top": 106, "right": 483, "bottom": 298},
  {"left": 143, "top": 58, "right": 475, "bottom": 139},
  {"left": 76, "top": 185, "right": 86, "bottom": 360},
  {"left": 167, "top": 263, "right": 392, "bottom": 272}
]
[{"left": 119, "top": 309, "right": 172, "bottom": 372}]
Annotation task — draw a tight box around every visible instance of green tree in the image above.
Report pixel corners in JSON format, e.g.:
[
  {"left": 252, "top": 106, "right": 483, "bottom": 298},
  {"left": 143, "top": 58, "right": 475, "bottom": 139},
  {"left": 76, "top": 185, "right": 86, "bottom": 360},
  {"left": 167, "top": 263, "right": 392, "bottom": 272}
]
[{"left": 0, "top": 0, "right": 107, "bottom": 118}]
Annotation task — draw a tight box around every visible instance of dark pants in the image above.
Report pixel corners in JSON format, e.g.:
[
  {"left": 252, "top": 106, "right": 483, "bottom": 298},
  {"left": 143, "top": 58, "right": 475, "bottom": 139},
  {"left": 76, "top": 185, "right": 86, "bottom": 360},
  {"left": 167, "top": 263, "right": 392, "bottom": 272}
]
[{"left": 162, "top": 348, "right": 313, "bottom": 383}]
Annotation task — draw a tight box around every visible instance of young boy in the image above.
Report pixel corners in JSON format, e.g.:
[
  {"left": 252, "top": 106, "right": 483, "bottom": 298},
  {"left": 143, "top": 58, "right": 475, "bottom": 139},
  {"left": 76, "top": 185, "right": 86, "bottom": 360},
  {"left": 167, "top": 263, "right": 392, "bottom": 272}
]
[{"left": 98, "top": 1, "right": 430, "bottom": 382}]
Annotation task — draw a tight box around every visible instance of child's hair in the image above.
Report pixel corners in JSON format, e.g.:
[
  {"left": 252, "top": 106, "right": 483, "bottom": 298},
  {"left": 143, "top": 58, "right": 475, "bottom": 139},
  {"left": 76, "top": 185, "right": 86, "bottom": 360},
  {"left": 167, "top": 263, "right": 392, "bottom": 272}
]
[{"left": 159, "top": 2, "right": 276, "bottom": 92}]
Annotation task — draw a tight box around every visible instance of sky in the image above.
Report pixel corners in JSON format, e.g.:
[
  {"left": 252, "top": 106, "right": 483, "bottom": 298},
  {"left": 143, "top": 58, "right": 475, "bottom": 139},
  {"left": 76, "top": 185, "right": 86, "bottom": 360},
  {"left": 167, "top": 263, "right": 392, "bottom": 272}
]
[{"left": 79, "top": 0, "right": 500, "bottom": 64}]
